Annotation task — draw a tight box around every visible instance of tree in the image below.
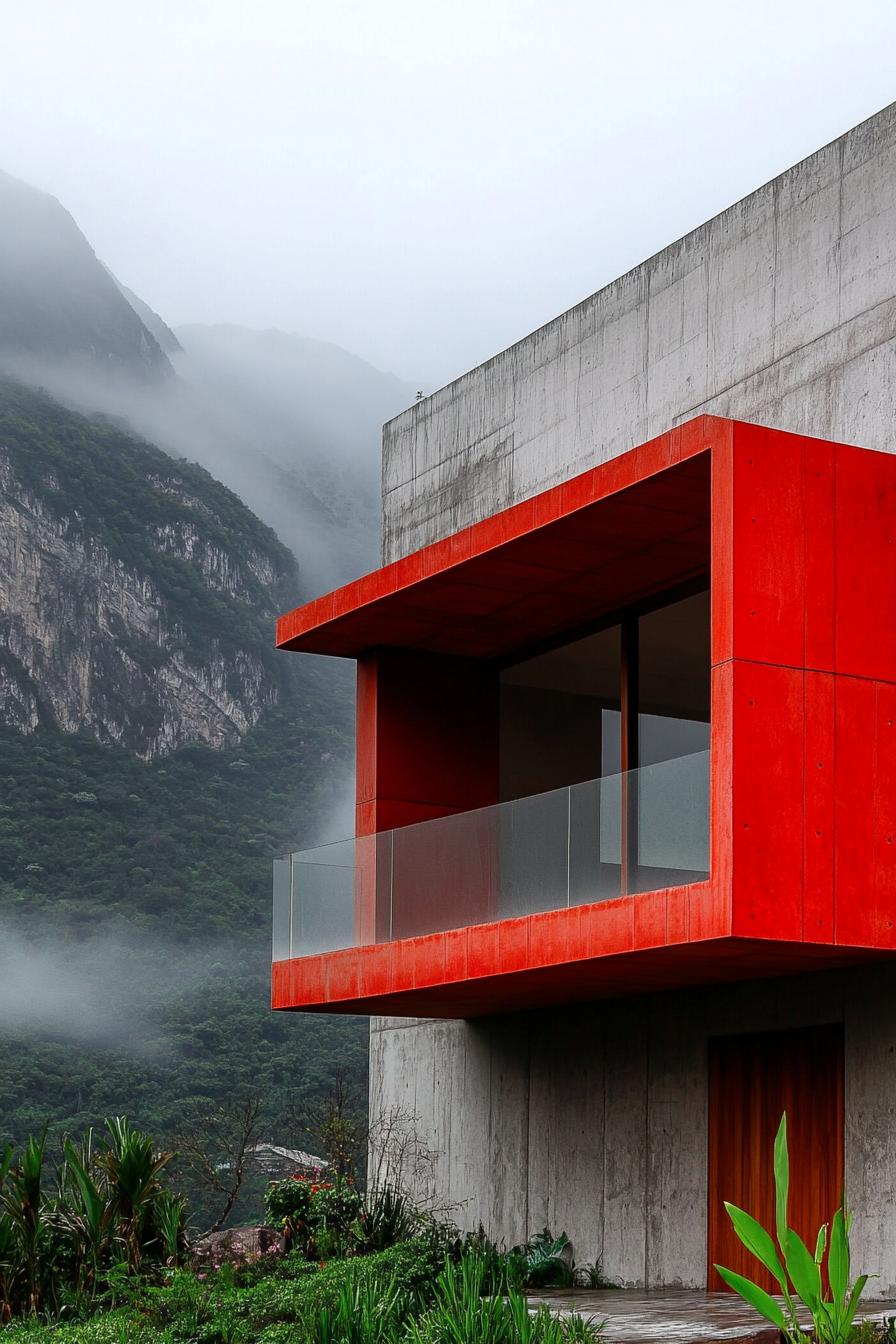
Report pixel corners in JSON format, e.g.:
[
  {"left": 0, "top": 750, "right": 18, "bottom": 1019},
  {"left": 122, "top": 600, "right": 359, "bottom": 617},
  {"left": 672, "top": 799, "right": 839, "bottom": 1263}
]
[
  {"left": 299, "top": 1076, "right": 367, "bottom": 1184},
  {"left": 174, "top": 1096, "right": 262, "bottom": 1233}
]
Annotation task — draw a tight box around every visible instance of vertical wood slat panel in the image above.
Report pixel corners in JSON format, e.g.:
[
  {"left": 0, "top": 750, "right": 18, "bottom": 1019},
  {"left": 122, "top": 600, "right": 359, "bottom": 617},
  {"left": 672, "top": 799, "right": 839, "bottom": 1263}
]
[{"left": 707, "top": 1024, "right": 844, "bottom": 1293}]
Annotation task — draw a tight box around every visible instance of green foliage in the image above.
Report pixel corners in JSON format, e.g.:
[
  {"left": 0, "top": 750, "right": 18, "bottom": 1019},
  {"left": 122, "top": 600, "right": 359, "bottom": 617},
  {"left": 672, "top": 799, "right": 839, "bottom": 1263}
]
[
  {"left": 513, "top": 1229, "right": 575, "bottom": 1289},
  {"left": 313, "top": 1275, "right": 411, "bottom": 1344},
  {"left": 715, "top": 1112, "right": 870, "bottom": 1344},
  {"left": 0, "top": 1233, "right": 605, "bottom": 1343},
  {"left": 510, "top": 1228, "right": 611, "bottom": 1291},
  {"left": 0, "top": 1119, "right": 185, "bottom": 1322},
  {"left": 356, "top": 1186, "right": 416, "bottom": 1255},
  {"left": 406, "top": 1253, "right": 604, "bottom": 1344},
  {"left": 264, "top": 1177, "right": 414, "bottom": 1262},
  {"left": 852, "top": 1322, "right": 889, "bottom": 1344}
]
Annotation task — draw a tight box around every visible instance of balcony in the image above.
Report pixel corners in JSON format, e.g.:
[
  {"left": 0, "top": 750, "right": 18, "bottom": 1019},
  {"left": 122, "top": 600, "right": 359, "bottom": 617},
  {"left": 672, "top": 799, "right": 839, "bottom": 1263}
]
[
  {"left": 271, "top": 418, "right": 896, "bottom": 1019},
  {"left": 274, "top": 750, "right": 710, "bottom": 961}
]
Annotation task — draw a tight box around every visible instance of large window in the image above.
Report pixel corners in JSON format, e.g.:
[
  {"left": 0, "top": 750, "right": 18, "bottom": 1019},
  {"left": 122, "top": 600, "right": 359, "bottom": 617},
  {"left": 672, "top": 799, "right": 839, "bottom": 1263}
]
[
  {"left": 498, "top": 584, "right": 710, "bottom": 898},
  {"left": 638, "top": 590, "right": 710, "bottom": 766},
  {"left": 499, "top": 623, "right": 621, "bottom": 800}
]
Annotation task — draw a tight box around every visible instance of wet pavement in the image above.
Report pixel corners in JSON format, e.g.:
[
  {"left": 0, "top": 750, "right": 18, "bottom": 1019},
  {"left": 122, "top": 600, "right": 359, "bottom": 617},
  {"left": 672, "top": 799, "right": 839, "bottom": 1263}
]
[{"left": 526, "top": 1288, "right": 896, "bottom": 1341}]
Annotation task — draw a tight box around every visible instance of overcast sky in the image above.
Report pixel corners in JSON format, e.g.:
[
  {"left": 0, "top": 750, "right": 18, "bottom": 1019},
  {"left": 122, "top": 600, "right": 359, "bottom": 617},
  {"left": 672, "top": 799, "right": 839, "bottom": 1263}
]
[{"left": 4, "top": 0, "right": 896, "bottom": 388}]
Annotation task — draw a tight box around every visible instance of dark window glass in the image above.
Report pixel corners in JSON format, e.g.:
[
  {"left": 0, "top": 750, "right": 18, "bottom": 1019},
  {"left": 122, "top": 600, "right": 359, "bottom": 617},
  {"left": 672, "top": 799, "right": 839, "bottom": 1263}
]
[
  {"left": 497, "top": 584, "right": 711, "bottom": 897},
  {"left": 499, "top": 625, "right": 620, "bottom": 802},
  {"left": 638, "top": 589, "right": 711, "bottom": 766}
]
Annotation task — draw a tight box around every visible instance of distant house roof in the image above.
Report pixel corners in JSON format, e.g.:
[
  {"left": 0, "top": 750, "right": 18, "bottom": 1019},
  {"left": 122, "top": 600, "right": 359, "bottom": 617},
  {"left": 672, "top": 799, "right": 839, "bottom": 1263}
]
[
  {"left": 215, "top": 1142, "right": 328, "bottom": 1173},
  {"left": 248, "top": 1142, "right": 328, "bottom": 1169}
]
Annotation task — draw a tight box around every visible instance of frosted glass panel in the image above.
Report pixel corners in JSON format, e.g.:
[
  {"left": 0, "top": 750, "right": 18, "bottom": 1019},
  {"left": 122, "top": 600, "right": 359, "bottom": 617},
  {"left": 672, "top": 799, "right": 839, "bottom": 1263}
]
[
  {"left": 638, "top": 750, "right": 710, "bottom": 872},
  {"left": 290, "top": 840, "right": 355, "bottom": 955},
  {"left": 272, "top": 856, "right": 292, "bottom": 960},
  {"left": 499, "top": 787, "right": 570, "bottom": 917},
  {"left": 273, "top": 751, "right": 710, "bottom": 959}
]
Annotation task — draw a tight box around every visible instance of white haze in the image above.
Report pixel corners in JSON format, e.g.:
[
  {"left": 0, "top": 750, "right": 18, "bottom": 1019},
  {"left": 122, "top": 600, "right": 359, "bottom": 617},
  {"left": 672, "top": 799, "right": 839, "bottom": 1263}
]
[
  {"left": 4, "top": 0, "right": 896, "bottom": 389},
  {"left": 4, "top": 324, "right": 415, "bottom": 593},
  {"left": 0, "top": 925, "right": 210, "bottom": 1048}
]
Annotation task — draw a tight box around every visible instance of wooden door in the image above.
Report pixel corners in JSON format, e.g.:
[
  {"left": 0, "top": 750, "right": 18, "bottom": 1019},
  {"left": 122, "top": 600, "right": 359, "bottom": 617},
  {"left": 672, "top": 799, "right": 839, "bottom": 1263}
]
[{"left": 707, "top": 1024, "right": 844, "bottom": 1292}]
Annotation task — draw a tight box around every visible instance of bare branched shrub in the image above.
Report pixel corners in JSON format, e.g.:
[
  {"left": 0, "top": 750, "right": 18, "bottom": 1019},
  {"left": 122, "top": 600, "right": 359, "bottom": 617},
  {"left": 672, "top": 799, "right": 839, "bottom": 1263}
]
[
  {"left": 367, "top": 1104, "right": 446, "bottom": 1210},
  {"left": 175, "top": 1095, "right": 262, "bottom": 1234},
  {"left": 298, "top": 1074, "right": 368, "bottom": 1184}
]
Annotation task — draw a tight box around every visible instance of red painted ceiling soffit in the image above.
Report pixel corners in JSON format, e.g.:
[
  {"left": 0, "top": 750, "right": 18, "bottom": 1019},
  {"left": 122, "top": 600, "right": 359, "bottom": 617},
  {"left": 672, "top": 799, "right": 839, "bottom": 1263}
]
[{"left": 276, "top": 427, "right": 714, "bottom": 661}]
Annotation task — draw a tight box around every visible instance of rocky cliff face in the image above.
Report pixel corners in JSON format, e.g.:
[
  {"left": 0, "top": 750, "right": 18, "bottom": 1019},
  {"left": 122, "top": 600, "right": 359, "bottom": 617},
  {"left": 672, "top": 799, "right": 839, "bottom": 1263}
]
[{"left": 0, "top": 378, "right": 299, "bottom": 758}]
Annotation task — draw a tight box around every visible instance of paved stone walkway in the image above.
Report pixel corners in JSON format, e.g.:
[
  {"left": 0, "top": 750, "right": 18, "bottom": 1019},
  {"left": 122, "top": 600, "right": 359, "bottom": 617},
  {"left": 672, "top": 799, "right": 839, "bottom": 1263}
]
[{"left": 526, "top": 1289, "right": 896, "bottom": 1342}]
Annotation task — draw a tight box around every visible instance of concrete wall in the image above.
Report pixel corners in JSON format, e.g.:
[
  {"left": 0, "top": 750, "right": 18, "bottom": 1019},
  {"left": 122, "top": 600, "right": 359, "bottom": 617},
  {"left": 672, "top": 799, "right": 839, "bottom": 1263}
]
[
  {"left": 371, "top": 100, "right": 896, "bottom": 1290},
  {"left": 382, "top": 100, "right": 896, "bottom": 561},
  {"left": 370, "top": 967, "right": 896, "bottom": 1296}
]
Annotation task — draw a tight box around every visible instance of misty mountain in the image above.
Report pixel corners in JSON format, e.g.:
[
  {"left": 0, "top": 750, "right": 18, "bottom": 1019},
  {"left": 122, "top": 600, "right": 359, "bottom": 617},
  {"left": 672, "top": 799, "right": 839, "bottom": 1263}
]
[
  {"left": 0, "top": 373, "right": 364, "bottom": 1201},
  {"left": 123, "top": 322, "right": 416, "bottom": 590},
  {"left": 0, "top": 377, "right": 296, "bottom": 756},
  {"left": 19, "top": 322, "right": 409, "bottom": 592},
  {"left": 0, "top": 169, "right": 416, "bottom": 593},
  {"left": 117, "top": 281, "right": 182, "bottom": 355},
  {"left": 0, "top": 169, "right": 172, "bottom": 379},
  {"left": 0, "top": 169, "right": 386, "bottom": 1200}
]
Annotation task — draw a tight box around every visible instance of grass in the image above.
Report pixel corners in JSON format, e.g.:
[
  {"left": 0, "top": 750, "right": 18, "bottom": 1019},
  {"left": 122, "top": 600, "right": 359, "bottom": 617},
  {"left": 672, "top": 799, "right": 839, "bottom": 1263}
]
[{"left": 3, "top": 1242, "right": 605, "bottom": 1344}]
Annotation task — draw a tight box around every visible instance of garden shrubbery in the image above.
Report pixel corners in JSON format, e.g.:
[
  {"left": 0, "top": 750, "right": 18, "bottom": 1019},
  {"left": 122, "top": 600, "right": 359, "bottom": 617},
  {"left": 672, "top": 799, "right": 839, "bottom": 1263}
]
[
  {"left": 0, "top": 1119, "right": 186, "bottom": 1323},
  {"left": 1, "top": 1120, "right": 605, "bottom": 1343},
  {"left": 4, "top": 1245, "right": 603, "bottom": 1344},
  {"left": 263, "top": 1174, "right": 414, "bottom": 1262}
]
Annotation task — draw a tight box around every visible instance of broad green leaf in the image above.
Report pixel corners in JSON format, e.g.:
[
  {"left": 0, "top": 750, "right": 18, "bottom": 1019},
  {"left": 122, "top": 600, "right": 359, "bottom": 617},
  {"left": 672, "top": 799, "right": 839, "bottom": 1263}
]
[
  {"left": 64, "top": 1140, "right": 104, "bottom": 1233},
  {"left": 817, "top": 1283, "right": 842, "bottom": 1340},
  {"left": 828, "top": 1210, "right": 848, "bottom": 1306},
  {"left": 815, "top": 1222, "right": 828, "bottom": 1266},
  {"left": 815, "top": 1299, "right": 841, "bottom": 1344},
  {"left": 842, "top": 1274, "right": 870, "bottom": 1333},
  {"left": 724, "top": 1202, "right": 788, "bottom": 1290},
  {"left": 774, "top": 1113, "right": 790, "bottom": 1249},
  {"left": 783, "top": 1226, "right": 822, "bottom": 1308},
  {"left": 714, "top": 1265, "right": 788, "bottom": 1329}
]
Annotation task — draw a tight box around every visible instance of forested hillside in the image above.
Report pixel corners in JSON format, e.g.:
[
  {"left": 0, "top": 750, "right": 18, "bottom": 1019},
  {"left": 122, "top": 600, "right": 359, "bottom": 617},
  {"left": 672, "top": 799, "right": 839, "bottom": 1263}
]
[
  {"left": 0, "top": 166, "right": 400, "bottom": 1231},
  {"left": 0, "top": 377, "right": 368, "bottom": 1225}
]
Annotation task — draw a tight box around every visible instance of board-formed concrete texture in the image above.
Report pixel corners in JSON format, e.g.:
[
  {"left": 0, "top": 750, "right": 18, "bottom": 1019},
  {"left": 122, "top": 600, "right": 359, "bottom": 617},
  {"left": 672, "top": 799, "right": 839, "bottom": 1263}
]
[
  {"left": 370, "top": 99, "right": 896, "bottom": 1294},
  {"left": 382, "top": 103, "right": 896, "bottom": 562},
  {"left": 371, "top": 966, "right": 896, "bottom": 1294}
]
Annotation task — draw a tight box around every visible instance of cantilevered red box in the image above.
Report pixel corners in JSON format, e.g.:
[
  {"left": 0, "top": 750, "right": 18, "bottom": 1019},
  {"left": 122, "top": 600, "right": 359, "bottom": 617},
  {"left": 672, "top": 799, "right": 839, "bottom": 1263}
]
[{"left": 272, "top": 416, "right": 896, "bottom": 1017}]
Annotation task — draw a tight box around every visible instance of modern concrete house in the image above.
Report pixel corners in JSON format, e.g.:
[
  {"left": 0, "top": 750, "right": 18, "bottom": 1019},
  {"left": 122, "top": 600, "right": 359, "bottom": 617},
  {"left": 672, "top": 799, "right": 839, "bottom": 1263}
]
[{"left": 272, "top": 101, "right": 896, "bottom": 1296}]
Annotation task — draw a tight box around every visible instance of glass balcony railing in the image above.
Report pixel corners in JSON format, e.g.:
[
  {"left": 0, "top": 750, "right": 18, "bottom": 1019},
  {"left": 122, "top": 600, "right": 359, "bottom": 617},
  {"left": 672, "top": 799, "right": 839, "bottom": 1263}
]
[{"left": 272, "top": 749, "right": 710, "bottom": 961}]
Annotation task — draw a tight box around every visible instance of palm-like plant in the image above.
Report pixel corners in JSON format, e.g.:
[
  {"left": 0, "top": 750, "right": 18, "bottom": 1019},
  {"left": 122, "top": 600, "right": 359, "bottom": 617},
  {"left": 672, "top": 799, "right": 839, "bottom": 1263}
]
[
  {"left": 715, "top": 1112, "right": 869, "bottom": 1344},
  {"left": 1, "top": 1132, "right": 50, "bottom": 1315},
  {"left": 0, "top": 1119, "right": 187, "bottom": 1324},
  {"left": 54, "top": 1135, "right": 116, "bottom": 1303},
  {"left": 354, "top": 1185, "right": 415, "bottom": 1253},
  {"left": 513, "top": 1229, "right": 577, "bottom": 1288},
  {"left": 153, "top": 1189, "right": 188, "bottom": 1267},
  {"left": 97, "top": 1117, "right": 174, "bottom": 1270},
  {"left": 0, "top": 1144, "right": 16, "bottom": 1324}
]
